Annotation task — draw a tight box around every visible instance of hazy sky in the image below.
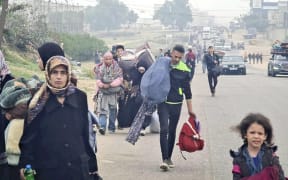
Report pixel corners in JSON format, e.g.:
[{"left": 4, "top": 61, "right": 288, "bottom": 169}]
[{"left": 59, "top": 0, "right": 250, "bottom": 20}]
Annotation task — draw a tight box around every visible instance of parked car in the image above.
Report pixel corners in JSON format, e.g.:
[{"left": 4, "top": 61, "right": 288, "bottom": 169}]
[
  {"left": 220, "top": 55, "right": 246, "bottom": 75},
  {"left": 71, "top": 60, "right": 81, "bottom": 67}
]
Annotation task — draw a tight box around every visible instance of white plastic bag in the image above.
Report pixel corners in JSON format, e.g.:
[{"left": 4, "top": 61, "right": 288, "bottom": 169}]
[{"left": 149, "top": 111, "right": 160, "bottom": 133}]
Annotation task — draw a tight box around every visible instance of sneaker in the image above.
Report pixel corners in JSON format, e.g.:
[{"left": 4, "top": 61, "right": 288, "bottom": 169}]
[
  {"left": 211, "top": 89, "right": 215, "bottom": 97},
  {"left": 140, "top": 129, "right": 146, "bottom": 136},
  {"left": 167, "top": 159, "right": 175, "bottom": 168},
  {"left": 118, "top": 126, "right": 124, "bottom": 130},
  {"left": 99, "top": 128, "right": 105, "bottom": 135},
  {"left": 160, "top": 160, "right": 169, "bottom": 171}
]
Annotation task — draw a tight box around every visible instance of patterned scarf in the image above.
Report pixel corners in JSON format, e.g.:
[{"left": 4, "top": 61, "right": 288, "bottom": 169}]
[
  {"left": 27, "top": 56, "right": 76, "bottom": 124},
  {"left": 0, "top": 50, "right": 11, "bottom": 78},
  {"left": 243, "top": 146, "right": 264, "bottom": 175}
]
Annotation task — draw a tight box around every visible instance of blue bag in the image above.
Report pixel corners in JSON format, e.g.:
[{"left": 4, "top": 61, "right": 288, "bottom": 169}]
[{"left": 140, "top": 57, "right": 171, "bottom": 104}]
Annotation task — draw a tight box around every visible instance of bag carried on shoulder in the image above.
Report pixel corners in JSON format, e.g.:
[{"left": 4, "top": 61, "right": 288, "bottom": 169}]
[
  {"left": 140, "top": 57, "right": 171, "bottom": 104},
  {"left": 177, "top": 114, "right": 204, "bottom": 159}
]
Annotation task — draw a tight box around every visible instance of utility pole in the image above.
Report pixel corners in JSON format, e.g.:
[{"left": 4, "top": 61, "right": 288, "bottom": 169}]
[
  {"left": 0, "top": 0, "right": 9, "bottom": 48},
  {"left": 285, "top": 1, "right": 288, "bottom": 41}
]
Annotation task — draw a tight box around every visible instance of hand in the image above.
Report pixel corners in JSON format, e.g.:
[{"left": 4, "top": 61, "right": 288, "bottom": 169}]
[
  {"left": 103, "top": 84, "right": 110, "bottom": 89},
  {"left": 188, "top": 111, "right": 195, "bottom": 117},
  {"left": 93, "top": 94, "right": 98, "bottom": 102},
  {"left": 20, "top": 168, "right": 25, "bottom": 180},
  {"left": 5, "top": 112, "right": 13, "bottom": 121}
]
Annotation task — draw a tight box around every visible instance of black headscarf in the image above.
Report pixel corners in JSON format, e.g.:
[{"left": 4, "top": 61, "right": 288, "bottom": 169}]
[{"left": 37, "top": 42, "right": 65, "bottom": 69}]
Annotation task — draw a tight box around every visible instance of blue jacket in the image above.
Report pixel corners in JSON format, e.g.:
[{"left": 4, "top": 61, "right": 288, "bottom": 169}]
[{"left": 203, "top": 53, "right": 219, "bottom": 72}]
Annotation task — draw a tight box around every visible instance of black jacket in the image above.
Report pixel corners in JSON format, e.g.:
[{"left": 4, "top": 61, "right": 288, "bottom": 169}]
[
  {"left": 0, "top": 74, "right": 16, "bottom": 179},
  {"left": 0, "top": 74, "right": 14, "bottom": 94},
  {"left": 230, "top": 144, "right": 285, "bottom": 180},
  {"left": 166, "top": 61, "right": 192, "bottom": 103},
  {"left": 19, "top": 89, "right": 97, "bottom": 180}
]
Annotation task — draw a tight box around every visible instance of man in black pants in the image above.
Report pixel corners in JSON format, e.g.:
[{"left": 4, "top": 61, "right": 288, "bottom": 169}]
[
  {"left": 203, "top": 46, "right": 220, "bottom": 96},
  {"left": 158, "top": 45, "right": 193, "bottom": 171}
]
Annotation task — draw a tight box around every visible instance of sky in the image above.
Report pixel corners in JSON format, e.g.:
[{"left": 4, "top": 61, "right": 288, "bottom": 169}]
[{"left": 56, "top": 0, "right": 251, "bottom": 21}]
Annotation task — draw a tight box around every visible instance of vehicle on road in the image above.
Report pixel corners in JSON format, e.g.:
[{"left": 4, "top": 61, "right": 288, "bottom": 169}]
[
  {"left": 268, "top": 42, "right": 288, "bottom": 77},
  {"left": 220, "top": 55, "right": 246, "bottom": 75},
  {"left": 223, "top": 42, "right": 232, "bottom": 51},
  {"left": 202, "top": 26, "right": 211, "bottom": 40}
]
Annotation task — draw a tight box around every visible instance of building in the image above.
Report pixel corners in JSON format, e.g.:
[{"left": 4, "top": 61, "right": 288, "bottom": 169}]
[{"left": 9, "top": 0, "right": 86, "bottom": 33}]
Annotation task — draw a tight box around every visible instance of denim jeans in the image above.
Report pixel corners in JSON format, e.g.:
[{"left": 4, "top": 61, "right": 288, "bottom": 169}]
[
  {"left": 208, "top": 71, "right": 218, "bottom": 93},
  {"left": 158, "top": 102, "right": 182, "bottom": 160},
  {"left": 99, "top": 105, "right": 117, "bottom": 132}
]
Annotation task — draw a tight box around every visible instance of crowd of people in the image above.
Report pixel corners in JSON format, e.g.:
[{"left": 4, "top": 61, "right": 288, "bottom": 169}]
[{"left": 0, "top": 41, "right": 286, "bottom": 180}]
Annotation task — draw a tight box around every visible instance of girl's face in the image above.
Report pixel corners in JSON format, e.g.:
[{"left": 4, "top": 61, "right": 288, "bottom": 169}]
[{"left": 245, "top": 122, "right": 267, "bottom": 150}]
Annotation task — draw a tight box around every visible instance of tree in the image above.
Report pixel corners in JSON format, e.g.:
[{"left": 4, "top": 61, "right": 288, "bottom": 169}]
[
  {"left": 242, "top": 14, "right": 268, "bottom": 32},
  {"left": 0, "top": 0, "right": 9, "bottom": 48},
  {"left": 5, "top": 4, "right": 49, "bottom": 50},
  {"left": 84, "top": 0, "right": 138, "bottom": 31},
  {"left": 153, "top": 0, "right": 192, "bottom": 30}
]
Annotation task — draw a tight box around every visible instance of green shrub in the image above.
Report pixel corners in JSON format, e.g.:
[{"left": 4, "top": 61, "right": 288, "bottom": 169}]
[{"left": 52, "top": 33, "right": 108, "bottom": 61}]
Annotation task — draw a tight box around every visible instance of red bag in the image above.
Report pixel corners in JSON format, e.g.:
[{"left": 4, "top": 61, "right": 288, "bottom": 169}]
[
  {"left": 177, "top": 115, "right": 204, "bottom": 159},
  {"left": 241, "top": 166, "right": 280, "bottom": 180}
]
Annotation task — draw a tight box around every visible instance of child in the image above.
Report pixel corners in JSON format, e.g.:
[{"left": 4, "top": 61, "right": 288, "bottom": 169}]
[{"left": 230, "top": 113, "right": 286, "bottom": 179}]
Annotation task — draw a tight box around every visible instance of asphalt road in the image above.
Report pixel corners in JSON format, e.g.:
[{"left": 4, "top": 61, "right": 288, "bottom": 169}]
[{"left": 95, "top": 63, "right": 288, "bottom": 180}]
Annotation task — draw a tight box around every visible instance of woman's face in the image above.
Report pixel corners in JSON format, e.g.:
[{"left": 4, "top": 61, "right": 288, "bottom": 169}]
[
  {"left": 48, "top": 65, "right": 68, "bottom": 89},
  {"left": 245, "top": 122, "right": 267, "bottom": 150}
]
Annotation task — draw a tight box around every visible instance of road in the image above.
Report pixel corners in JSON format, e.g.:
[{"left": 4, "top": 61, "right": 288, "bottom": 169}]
[{"left": 95, "top": 63, "right": 288, "bottom": 180}]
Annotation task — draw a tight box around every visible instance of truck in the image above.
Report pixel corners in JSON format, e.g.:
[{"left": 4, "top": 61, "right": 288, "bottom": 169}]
[{"left": 243, "top": 28, "right": 257, "bottom": 39}]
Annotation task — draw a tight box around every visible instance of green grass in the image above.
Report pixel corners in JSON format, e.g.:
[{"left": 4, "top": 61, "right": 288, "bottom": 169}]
[{"left": 3, "top": 46, "right": 44, "bottom": 79}]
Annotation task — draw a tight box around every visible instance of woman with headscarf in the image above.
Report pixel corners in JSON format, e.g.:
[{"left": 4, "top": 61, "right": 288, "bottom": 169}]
[
  {"left": 0, "top": 50, "right": 14, "bottom": 94},
  {"left": 19, "top": 56, "right": 100, "bottom": 180}
]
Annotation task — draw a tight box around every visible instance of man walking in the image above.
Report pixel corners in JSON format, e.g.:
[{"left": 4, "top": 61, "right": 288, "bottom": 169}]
[
  {"left": 203, "top": 46, "right": 220, "bottom": 96},
  {"left": 158, "top": 45, "right": 193, "bottom": 171},
  {"left": 185, "top": 47, "right": 196, "bottom": 81},
  {"left": 94, "top": 52, "right": 123, "bottom": 135}
]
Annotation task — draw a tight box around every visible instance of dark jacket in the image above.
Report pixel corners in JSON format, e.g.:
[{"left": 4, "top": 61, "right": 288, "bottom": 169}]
[
  {"left": 0, "top": 74, "right": 14, "bottom": 176},
  {"left": 203, "top": 53, "right": 219, "bottom": 72},
  {"left": 0, "top": 114, "right": 9, "bottom": 163},
  {"left": 230, "top": 144, "right": 285, "bottom": 180},
  {"left": 166, "top": 61, "right": 192, "bottom": 103},
  {"left": 0, "top": 74, "right": 14, "bottom": 94},
  {"left": 0, "top": 114, "right": 9, "bottom": 178},
  {"left": 19, "top": 89, "right": 97, "bottom": 180}
]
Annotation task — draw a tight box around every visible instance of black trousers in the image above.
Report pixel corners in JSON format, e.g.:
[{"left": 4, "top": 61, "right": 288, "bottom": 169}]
[
  {"left": 208, "top": 71, "right": 218, "bottom": 92},
  {"left": 158, "top": 102, "right": 182, "bottom": 160}
]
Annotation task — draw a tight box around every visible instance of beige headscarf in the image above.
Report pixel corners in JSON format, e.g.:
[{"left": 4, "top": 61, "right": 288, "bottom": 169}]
[{"left": 28, "top": 56, "right": 75, "bottom": 123}]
